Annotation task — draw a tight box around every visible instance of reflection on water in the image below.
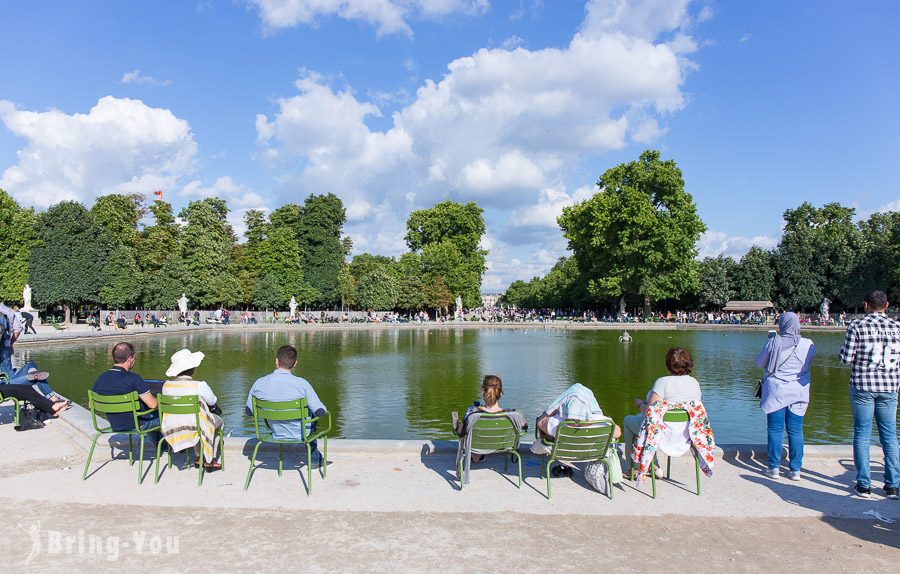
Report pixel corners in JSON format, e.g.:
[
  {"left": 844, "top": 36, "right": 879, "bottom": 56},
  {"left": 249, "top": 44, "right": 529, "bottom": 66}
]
[{"left": 21, "top": 328, "right": 853, "bottom": 443}]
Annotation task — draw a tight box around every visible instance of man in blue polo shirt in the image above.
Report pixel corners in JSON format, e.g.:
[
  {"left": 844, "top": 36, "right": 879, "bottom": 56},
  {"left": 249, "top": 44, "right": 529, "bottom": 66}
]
[
  {"left": 92, "top": 342, "right": 159, "bottom": 439},
  {"left": 246, "top": 345, "right": 327, "bottom": 466}
]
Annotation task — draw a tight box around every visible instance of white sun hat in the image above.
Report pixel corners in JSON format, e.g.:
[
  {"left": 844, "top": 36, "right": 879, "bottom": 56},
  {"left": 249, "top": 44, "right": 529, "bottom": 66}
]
[{"left": 165, "top": 348, "right": 205, "bottom": 378}]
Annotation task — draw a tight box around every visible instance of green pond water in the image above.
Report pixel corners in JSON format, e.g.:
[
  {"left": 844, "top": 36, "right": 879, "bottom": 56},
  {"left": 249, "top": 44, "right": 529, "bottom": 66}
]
[{"left": 17, "top": 328, "right": 857, "bottom": 443}]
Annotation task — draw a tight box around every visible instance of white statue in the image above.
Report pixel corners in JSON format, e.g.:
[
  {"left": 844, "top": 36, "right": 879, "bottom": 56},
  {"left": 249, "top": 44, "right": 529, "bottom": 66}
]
[
  {"left": 22, "top": 284, "right": 33, "bottom": 310},
  {"left": 455, "top": 296, "right": 463, "bottom": 319},
  {"left": 289, "top": 296, "right": 298, "bottom": 317},
  {"left": 820, "top": 297, "right": 831, "bottom": 321},
  {"left": 177, "top": 293, "right": 189, "bottom": 314}
]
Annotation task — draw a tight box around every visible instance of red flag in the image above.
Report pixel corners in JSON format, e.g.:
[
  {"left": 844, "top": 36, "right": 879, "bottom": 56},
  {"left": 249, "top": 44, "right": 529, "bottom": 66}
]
[{"left": 153, "top": 190, "right": 163, "bottom": 200}]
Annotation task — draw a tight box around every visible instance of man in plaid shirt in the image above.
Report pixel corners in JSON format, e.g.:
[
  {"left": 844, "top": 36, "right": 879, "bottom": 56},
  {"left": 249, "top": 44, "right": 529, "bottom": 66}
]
[{"left": 839, "top": 290, "right": 900, "bottom": 499}]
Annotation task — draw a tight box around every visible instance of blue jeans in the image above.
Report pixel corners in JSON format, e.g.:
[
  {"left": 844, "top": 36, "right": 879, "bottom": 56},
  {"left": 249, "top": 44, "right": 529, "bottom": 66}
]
[
  {"left": 2, "top": 361, "right": 55, "bottom": 397},
  {"left": 766, "top": 407, "right": 804, "bottom": 471},
  {"left": 849, "top": 387, "right": 899, "bottom": 489}
]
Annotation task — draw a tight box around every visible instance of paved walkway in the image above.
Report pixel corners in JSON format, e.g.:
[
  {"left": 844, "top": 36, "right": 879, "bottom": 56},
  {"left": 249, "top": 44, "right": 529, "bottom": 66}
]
[{"left": 0, "top": 407, "right": 897, "bottom": 572}]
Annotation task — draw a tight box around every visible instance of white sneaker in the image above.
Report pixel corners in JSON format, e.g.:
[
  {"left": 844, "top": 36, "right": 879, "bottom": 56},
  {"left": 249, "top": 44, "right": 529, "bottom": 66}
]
[
  {"left": 530, "top": 441, "right": 551, "bottom": 455},
  {"left": 763, "top": 467, "right": 780, "bottom": 479},
  {"left": 788, "top": 471, "right": 801, "bottom": 481}
]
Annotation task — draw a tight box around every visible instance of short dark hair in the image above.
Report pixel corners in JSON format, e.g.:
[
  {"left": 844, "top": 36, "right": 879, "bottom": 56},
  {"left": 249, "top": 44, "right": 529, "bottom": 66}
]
[
  {"left": 864, "top": 290, "right": 889, "bottom": 310},
  {"left": 112, "top": 342, "right": 135, "bottom": 364},
  {"left": 276, "top": 345, "right": 298, "bottom": 369},
  {"left": 665, "top": 347, "right": 693, "bottom": 376}
]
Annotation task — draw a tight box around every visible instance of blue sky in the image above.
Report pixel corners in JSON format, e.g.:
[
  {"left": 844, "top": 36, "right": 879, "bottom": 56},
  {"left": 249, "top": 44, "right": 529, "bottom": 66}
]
[{"left": 1, "top": 0, "right": 898, "bottom": 292}]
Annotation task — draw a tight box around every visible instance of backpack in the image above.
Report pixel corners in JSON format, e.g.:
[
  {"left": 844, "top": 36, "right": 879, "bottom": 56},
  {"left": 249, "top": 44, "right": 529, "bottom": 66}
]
[{"left": 0, "top": 312, "right": 9, "bottom": 345}]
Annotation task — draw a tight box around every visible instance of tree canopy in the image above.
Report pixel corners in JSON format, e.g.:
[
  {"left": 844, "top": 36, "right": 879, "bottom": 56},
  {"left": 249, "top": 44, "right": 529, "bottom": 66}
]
[{"left": 559, "top": 149, "right": 706, "bottom": 314}]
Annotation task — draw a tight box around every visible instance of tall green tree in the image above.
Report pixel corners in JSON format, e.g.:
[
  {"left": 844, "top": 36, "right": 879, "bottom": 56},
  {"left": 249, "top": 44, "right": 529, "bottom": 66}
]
[
  {"left": 29, "top": 201, "right": 111, "bottom": 319},
  {"left": 732, "top": 246, "right": 776, "bottom": 301},
  {"left": 179, "top": 198, "right": 239, "bottom": 307},
  {"left": 558, "top": 149, "right": 706, "bottom": 315},
  {"left": 91, "top": 194, "right": 144, "bottom": 247},
  {"left": 843, "top": 211, "right": 900, "bottom": 309},
  {"left": 0, "top": 189, "right": 40, "bottom": 304},
  {"left": 775, "top": 202, "right": 861, "bottom": 310},
  {"left": 141, "top": 200, "right": 186, "bottom": 309},
  {"left": 296, "top": 194, "right": 348, "bottom": 307},
  {"left": 348, "top": 254, "right": 398, "bottom": 310},
  {"left": 394, "top": 253, "right": 426, "bottom": 311},
  {"left": 698, "top": 255, "right": 736, "bottom": 309},
  {"left": 405, "top": 200, "right": 487, "bottom": 308},
  {"left": 92, "top": 193, "right": 145, "bottom": 307}
]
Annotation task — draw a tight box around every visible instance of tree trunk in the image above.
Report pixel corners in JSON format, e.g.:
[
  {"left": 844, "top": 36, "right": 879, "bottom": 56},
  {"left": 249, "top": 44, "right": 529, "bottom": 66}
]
[{"left": 643, "top": 294, "right": 652, "bottom": 317}]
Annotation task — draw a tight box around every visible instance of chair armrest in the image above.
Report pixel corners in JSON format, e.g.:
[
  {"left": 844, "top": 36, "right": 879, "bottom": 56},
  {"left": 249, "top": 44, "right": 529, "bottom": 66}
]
[
  {"left": 306, "top": 411, "right": 332, "bottom": 440},
  {"left": 135, "top": 408, "right": 158, "bottom": 417}
]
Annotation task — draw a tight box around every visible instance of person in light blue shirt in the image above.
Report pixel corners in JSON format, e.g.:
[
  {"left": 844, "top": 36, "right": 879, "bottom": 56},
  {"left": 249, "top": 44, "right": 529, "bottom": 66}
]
[
  {"left": 246, "top": 345, "right": 327, "bottom": 466},
  {"left": 755, "top": 312, "right": 815, "bottom": 481}
]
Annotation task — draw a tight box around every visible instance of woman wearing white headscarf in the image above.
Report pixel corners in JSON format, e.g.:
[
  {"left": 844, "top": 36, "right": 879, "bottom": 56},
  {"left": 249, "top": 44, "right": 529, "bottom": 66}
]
[{"left": 755, "top": 312, "right": 815, "bottom": 480}]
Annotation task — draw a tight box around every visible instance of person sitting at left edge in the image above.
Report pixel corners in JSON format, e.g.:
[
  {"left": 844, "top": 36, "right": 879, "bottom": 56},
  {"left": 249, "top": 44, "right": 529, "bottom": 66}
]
[{"left": 91, "top": 342, "right": 160, "bottom": 442}]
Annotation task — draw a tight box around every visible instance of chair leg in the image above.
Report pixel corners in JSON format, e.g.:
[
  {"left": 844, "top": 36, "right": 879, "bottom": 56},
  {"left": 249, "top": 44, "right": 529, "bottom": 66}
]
[
  {"left": 137, "top": 436, "right": 145, "bottom": 484},
  {"left": 278, "top": 444, "right": 284, "bottom": 477},
  {"left": 603, "top": 459, "right": 613, "bottom": 500},
  {"left": 219, "top": 429, "right": 225, "bottom": 471},
  {"left": 305, "top": 443, "right": 312, "bottom": 496},
  {"left": 244, "top": 441, "right": 263, "bottom": 491},
  {"left": 82, "top": 433, "right": 101, "bottom": 480},
  {"left": 516, "top": 452, "right": 522, "bottom": 488},
  {"left": 545, "top": 457, "right": 553, "bottom": 499},
  {"left": 651, "top": 464, "right": 657, "bottom": 499},
  {"left": 198, "top": 449, "right": 204, "bottom": 487},
  {"left": 666, "top": 455, "right": 672, "bottom": 479},
  {"left": 321, "top": 436, "right": 327, "bottom": 479},
  {"left": 458, "top": 456, "right": 464, "bottom": 490},
  {"left": 695, "top": 452, "right": 701, "bottom": 496},
  {"left": 154, "top": 439, "right": 165, "bottom": 484},
  {"left": 128, "top": 435, "right": 134, "bottom": 465}
]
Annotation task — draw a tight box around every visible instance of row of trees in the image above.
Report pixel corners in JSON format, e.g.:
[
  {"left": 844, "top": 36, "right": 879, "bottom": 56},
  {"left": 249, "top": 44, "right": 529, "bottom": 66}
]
[
  {"left": 503, "top": 150, "right": 899, "bottom": 313},
  {"left": 0, "top": 188, "right": 488, "bottom": 319}
]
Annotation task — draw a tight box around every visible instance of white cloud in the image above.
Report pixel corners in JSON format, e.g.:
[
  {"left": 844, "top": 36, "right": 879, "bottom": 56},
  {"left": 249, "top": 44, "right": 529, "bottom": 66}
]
[
  {"left": 500, "top": 35, "right": 526, "bottom": 50},
  {"left": 121, "top": 69, "right": 172, "bottom": 86},
  {"left": 877, "top": 199, "right": 900, "bottom": 213},
  {"left": 252, "top": 0, "right": 704, "bottom": 288},
  {"left": 698, "top": 230, "right": 778, "bottom": 260},
  {"left": 0, "top": 96, "right": 197, "bottom": 209},
  {"left": 249, "top": 0, "right": 487, "bottom": 36},
  {"left": 739, "top": 33, "right": 753, "bottom": 43},
  {"left": 458, "top": 151, "right": 545, "bottom": 197},
  {"left": 506, "top": 185, "right": 594, "bottom": 240}
]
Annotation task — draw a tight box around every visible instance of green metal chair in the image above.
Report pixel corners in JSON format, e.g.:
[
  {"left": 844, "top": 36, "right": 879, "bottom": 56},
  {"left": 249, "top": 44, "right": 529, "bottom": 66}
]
[
  {"left": 154, "top": 393, "right": 225, "bottom": 486},
  {"left": 457, "top": 412, "right": 526, "bottom": 489},
  {"left": 539, "top": 418, "right": 617, "bottom": 500},
  {"left": 629, "top": 409, "right": 701, "bottom": 498},
  {"left": 244, "top": 396, "right": 332, "bottom": 494},
  {"left": 82, "top": 390, "right": 160, "bottom": 484},
  {"left": 0, "top": 373, "right": 21, "bottom": 427}
]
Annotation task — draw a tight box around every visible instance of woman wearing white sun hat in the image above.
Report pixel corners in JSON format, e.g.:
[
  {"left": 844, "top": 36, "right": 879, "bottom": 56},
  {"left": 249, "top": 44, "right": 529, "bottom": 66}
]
[{"left": 160, "top": 349, "right": 224, "bottom": 471}]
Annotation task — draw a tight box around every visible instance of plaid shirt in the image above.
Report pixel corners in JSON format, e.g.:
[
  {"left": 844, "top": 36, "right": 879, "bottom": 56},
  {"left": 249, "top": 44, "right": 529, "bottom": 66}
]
[{"left": 839, "top": 312, "right": 900, "bottom": 393}]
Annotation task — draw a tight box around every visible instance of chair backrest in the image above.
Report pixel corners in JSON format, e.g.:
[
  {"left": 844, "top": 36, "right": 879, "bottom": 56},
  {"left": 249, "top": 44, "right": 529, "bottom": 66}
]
[
  {"left": 550, "top": 419, "right": 615, "bottom": 463},
  {"left": 251, "top": 396, "right": 309, "bottom": 439},
  {"left": 469, "top": 413, "right": 520, "bottom": 452},
  {"left": 87, "top": 390, "right": 142, "bottom": 432},
  {"left": 663, "top": 408, "right": 690, "bottom": 423},
  {"left": 157, "top": 393, "right": 201, "bottom": 416}
]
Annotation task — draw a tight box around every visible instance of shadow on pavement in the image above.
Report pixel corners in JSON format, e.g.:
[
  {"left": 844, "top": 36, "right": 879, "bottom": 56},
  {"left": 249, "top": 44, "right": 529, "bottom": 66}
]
[{"left": 725, "top": 448, "right": 899, "bottom": 549}]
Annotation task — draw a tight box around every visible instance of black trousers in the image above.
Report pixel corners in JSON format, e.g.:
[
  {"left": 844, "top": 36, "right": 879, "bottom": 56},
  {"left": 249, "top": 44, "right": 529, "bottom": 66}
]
[{"left": 0, "top": 384, "right": 57, "bottom": 414}]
